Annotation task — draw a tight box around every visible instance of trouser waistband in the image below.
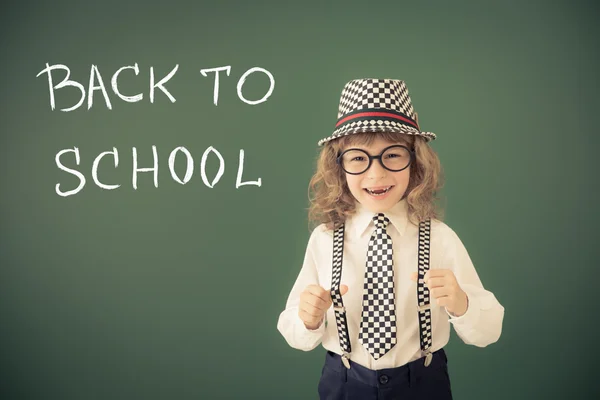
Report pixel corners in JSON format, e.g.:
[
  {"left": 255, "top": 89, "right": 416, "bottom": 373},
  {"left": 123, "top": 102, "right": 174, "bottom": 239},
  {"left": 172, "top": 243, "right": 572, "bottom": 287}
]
[{"left": 324, "top": 348, "right": 447, "bottom": 388}]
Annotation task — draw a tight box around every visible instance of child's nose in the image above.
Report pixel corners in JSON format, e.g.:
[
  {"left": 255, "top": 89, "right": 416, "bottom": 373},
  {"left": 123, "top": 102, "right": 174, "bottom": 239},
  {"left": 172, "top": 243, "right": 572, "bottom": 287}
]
[{"left": 365, "top": 160, "right": 387, "bottom": 179}]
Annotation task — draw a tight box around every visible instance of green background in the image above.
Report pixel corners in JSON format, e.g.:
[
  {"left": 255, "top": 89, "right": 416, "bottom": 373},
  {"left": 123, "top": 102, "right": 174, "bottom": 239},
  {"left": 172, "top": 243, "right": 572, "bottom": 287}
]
[{"left": 1, "top": 0, "right": 598, "bottom": 399}]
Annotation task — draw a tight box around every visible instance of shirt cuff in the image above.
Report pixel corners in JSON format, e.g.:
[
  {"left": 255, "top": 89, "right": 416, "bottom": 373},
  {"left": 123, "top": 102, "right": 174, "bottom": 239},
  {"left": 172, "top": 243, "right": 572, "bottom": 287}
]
[
  {"left": 445, "top": 290, "right": 480, "bottom": 326},
  {"left": 297, "top": 312, "right": 326, "bottom": 335}
]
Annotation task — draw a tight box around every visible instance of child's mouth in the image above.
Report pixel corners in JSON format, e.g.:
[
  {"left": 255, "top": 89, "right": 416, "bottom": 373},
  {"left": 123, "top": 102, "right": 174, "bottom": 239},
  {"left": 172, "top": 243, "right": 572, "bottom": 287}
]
[{"left": 364, "top": 186, "right": 394, "bottom": 196}]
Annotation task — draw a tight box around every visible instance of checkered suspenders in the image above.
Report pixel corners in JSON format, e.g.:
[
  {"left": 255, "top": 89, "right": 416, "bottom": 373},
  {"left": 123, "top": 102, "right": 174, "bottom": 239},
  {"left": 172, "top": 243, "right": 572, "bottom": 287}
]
[
  {"left": 417, "top": 219, "right": 434, "bottom": 367},
  {"left": 329, "top": 219, "right": 433, "bottom": 369},
  {"left": 329, "top": 225, "right": 352, "bottom": 367}
]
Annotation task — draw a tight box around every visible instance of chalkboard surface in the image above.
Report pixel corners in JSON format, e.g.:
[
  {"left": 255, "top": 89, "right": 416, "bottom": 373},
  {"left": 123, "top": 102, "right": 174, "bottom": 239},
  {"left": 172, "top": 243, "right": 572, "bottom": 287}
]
[{"left": 1, "top": 1, "right": 598, "bottom": 399}]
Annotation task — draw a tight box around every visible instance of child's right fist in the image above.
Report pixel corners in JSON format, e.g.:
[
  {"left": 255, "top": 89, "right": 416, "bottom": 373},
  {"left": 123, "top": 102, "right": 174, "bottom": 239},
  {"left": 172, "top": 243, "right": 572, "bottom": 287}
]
[{"left": 298, "top": 284, "right": 349, "bottom": 330}]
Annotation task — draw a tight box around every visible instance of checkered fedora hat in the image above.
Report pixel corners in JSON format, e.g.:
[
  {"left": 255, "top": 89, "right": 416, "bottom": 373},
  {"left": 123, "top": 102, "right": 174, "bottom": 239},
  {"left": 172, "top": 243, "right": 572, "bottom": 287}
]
[{"left": 317, "top": 78, "right": 436, "bottom": 146}]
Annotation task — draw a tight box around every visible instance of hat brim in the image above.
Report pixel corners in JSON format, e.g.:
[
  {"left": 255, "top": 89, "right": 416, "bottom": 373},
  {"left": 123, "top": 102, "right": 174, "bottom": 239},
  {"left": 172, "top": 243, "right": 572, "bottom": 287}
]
[{"left": 318, "top": 123, "right": 436, "bottom": 146}]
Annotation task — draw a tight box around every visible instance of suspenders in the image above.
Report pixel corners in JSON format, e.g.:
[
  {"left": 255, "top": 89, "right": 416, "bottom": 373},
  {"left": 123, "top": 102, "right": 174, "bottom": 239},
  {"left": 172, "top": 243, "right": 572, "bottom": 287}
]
[{"left": 329, "top": 219, "right": 433, "bottom": 369}]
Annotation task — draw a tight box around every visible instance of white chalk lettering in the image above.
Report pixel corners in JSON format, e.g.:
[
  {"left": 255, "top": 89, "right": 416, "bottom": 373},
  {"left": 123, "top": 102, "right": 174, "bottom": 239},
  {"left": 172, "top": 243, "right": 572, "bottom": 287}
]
[
  {"left": 111, "top": 64, "right": 143, "bottom": 102},
  {"left": 236, "top": 149, "right": 262, "bottom": 188},
  {"left": 36, "top": 63, "right": 86, "bottom": 112},
  {"left": 237, "top": 67, "right": 275, "bottom": 105},
  {"left": 55, "top": 146, "right": 262, "bottom": 195},
  {"left": 132, "top": 145, "right": 159, "bottom": 189},
  {"left": 38, "top": 64, "right": 275, "bottom": 109},
  {"left": 200, "top": 66, "right": 231, "bottom": 106},
  {"left": 150, "top": 65, "right": 178, "bottom": 104},
  {"left": 92, "top": 148, "right": 120, "bottom": 190},
  {"left": 88, "top": 65, "right": 112, "bottom": 110},
  {"left": 168, "top": 146, "right": 194, "bottom": 184},
  {"left": 200, "top": 146, "right": 225, "bottom": 188},
  {"left": 55, "top": 147, "right": 86, "bottom": 196}
]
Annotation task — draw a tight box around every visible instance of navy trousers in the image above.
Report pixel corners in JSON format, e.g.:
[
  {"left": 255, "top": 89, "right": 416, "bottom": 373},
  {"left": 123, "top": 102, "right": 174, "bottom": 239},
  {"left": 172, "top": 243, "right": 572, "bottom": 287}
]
[{"left": 317, "top": 348, "right": 453, "bottom": 400}]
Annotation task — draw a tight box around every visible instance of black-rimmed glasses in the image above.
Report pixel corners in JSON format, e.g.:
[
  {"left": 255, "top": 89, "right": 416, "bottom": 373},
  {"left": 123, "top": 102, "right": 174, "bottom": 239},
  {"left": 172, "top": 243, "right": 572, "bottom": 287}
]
[{"left": 336, "top": 145, "right": 414, "bottom": 175}]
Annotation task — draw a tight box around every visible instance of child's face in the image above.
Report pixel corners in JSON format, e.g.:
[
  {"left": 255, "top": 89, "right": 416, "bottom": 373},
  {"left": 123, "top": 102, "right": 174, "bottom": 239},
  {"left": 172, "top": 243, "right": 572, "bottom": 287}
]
[{"left": 343, "top": 137, "right": 411, "bottom": 213}]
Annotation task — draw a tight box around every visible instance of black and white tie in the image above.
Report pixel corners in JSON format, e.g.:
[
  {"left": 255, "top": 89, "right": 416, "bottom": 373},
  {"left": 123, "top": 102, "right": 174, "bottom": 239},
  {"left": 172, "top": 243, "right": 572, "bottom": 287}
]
[{"left": 358, "top": 213, "right": 397, "bottom": 360}]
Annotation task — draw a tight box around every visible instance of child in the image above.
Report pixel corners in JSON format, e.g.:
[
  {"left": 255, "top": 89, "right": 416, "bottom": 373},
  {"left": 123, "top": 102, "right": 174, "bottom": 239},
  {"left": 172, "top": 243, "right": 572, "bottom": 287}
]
[{"left": 277, "top": 78, "right": 505, "bottom": 400}]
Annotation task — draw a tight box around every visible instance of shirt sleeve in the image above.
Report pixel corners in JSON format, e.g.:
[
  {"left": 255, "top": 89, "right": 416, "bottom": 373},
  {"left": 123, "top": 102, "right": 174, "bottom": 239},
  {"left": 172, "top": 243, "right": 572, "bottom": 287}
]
[
  {"left": 440, "top": 226, "right": 505, "bottom": 347},
  {"left": 277, "top": 227, "right": 326, "bottom": 351}
]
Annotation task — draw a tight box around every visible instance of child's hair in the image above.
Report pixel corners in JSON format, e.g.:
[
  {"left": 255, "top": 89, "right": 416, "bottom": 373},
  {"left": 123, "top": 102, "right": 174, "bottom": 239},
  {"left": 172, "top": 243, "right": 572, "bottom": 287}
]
[{"left": 308, "top": 131, "right": 445, "bottom": 231}]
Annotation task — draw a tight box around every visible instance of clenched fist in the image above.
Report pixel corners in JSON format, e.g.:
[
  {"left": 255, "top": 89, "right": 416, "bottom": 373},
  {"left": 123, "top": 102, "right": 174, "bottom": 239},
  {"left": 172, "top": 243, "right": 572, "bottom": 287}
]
[
  {"left": 410, "top": 269, "right": 468, "bottom": 317},
  {"left": 299, "top": 284, "right": 349, "bottom": 330}
]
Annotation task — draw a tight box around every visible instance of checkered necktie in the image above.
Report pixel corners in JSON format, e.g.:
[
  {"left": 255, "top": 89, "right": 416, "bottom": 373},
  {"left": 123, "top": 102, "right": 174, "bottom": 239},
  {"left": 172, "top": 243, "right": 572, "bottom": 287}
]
[{"left": 358, "top": 213, "right": 397, "bottom": 360}]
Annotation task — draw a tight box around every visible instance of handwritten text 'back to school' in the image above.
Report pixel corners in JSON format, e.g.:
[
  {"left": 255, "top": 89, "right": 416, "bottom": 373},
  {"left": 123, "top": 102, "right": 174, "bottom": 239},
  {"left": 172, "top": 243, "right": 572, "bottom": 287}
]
[{"left": 36, "top": 64, "right": 272, "bottom": 197}]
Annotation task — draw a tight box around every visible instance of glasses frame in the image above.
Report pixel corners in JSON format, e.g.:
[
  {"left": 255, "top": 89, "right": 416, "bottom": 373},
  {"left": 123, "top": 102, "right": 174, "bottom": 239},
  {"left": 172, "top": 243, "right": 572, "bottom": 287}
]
[{"left": 336, "top": 144, "right": 415, "bottom": 175}]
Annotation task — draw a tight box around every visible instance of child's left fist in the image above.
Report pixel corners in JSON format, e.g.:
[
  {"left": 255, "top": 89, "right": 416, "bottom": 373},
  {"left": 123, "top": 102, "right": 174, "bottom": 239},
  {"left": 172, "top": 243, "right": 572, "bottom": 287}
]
[{"left": 410, "top": 269, "right": 469, "bottom": 317}]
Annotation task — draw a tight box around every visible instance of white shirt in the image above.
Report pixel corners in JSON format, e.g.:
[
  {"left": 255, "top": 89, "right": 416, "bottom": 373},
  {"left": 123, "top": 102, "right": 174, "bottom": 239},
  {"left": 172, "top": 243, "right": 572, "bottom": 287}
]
[{"left": 277, "top": 199, "right": 505, "bottom": 370}]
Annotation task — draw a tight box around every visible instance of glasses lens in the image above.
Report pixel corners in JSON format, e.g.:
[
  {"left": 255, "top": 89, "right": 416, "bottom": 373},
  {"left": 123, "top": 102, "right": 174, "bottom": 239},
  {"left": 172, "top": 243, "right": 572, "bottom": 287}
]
[
  {"left": 381, "top": 146, "right": 411, "bottom": 171},
  {"left": 341, "top": 149, "right": 369, "bottom": 174}
]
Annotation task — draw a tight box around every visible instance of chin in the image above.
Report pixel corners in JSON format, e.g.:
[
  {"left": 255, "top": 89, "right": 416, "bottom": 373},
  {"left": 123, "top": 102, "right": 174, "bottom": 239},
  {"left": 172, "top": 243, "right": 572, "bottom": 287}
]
[{"left": 359, "top": 194, "right": 404, "bottom": 213}]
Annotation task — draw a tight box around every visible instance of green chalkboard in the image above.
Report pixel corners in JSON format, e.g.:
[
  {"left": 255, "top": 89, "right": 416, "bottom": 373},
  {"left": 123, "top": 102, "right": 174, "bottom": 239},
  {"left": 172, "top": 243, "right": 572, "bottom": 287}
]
[{"left": 1, "top": 1, "right": 598, "bottom": 399}]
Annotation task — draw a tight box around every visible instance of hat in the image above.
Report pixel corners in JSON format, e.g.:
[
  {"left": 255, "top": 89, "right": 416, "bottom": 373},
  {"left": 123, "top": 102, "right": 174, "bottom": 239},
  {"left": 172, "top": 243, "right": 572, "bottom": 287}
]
[{"left": 317, "top": 78, "right": 436, "bottom": 146}]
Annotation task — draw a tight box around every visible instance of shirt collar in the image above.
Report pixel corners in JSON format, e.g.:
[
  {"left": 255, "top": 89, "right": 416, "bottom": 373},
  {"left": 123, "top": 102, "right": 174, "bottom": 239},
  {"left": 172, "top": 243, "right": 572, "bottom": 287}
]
[{"left": 351, "top": 199, "right": 409, "bottom": 238}]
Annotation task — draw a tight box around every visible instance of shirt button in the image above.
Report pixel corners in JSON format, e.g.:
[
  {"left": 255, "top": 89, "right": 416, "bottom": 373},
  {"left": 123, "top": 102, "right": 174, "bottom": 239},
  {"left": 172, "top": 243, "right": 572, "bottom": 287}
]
[{"left": 379, "top": 374, "right": 389, "bottom": 385}]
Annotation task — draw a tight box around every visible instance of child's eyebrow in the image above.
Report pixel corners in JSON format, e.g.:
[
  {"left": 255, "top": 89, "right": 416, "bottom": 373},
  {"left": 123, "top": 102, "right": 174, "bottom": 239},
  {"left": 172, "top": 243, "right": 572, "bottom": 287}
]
[
  {"left": 346, "top": 143, "right": 409, "bottom": 152},
  {"left": 344, "top": 145, "right": 370, "bottom": 152}
]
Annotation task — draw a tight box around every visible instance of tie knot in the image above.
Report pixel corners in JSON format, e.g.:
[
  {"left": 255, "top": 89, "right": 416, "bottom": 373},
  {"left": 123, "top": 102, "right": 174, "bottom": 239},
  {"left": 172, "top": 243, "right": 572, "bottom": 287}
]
[{"left": 373, "top": 213, "right": 390, "bottom": 230}]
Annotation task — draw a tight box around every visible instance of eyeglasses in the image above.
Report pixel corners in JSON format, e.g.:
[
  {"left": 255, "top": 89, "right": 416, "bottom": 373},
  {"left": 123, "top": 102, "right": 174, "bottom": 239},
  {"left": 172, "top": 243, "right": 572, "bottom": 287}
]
[{"left": 336, "top": 145, "right": 414, "bottom": 175}]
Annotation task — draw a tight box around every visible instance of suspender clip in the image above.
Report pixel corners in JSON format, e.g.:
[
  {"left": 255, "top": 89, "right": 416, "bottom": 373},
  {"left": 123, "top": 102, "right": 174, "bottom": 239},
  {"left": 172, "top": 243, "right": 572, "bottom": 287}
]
[
  {"left": 417, "top": 303, "right": 431, "bottom": 312},
  {"left": 423, "top": 350, "right": 433, "bottom": 367},
  {"left": 333, "top": 306, "right": 345, "bottom": 313},
  {"left": 341, "top": 353, "right": 351, "bottom": 369}
]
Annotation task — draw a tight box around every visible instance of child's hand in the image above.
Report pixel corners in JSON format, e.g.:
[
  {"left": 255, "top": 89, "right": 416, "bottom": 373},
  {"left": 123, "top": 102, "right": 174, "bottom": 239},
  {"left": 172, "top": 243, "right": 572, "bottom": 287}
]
[
  {"left": 410, "top": 270, "right": 468, "bottom": 317},
  {"left": 299, "top": 284, "right": 349, "bottom": 330}
]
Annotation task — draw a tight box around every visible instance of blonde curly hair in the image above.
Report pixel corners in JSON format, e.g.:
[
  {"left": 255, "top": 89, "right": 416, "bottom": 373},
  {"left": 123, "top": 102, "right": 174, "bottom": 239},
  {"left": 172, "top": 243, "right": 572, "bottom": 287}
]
[{"left": 308, "top": 131, "right": 445, "bottom": 231}]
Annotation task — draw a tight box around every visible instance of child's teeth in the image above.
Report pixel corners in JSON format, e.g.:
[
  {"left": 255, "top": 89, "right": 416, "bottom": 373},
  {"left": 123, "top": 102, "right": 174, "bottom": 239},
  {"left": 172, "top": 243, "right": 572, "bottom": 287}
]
[{"left": 366, "top": 187, "right": 391, "bottom": 195}]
